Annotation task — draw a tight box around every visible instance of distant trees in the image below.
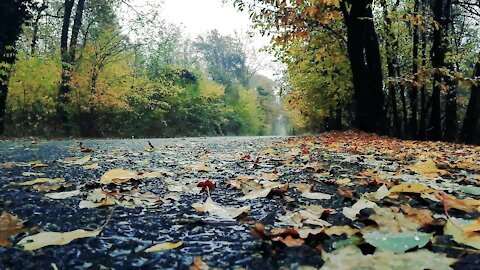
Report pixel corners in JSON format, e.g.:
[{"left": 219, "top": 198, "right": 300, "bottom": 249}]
[{"left": 0, "top": 1, "right": 276, "bottom": 137}]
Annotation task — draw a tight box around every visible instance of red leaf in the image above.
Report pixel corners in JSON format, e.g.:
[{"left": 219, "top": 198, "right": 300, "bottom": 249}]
[{"left": 197, "top": 180, "right": 217, "bottom": 191}]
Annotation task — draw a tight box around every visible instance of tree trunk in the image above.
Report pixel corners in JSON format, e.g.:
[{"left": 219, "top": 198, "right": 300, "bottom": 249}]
[
  {"left": 428, "top": 0, "right": 452, "bottom": 141},
  {"left": 418, "top": 12, "right": 428, "bottom": 140},
  {"left": 57, "top": 0, "right": 75, "bottom": 133},
  {"left": 30, "top": 3, "right": 47, "bottom": 55},
  {"left": 443, "top": 0, "right": 457, "bottom": 142},
  {"left": 340, "top": 0, "right": 385, "bottom": 134},
  {"left": 409, "top": 0, "right": 420, "bottom": 138},
  {"left": 380, "top": 0, "right": 401, "bottom": 137},
  {"left": 459, "top": 58, "right": 480, "bottom": 144},
  {"left": 397, "top": 68, "right": 409, "bottom": 137},
  {"left": 0, "top": 1, "right": 29, "bottom": 135}
]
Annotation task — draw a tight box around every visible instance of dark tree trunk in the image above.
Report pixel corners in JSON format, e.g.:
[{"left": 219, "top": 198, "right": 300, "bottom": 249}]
[
  {"left": 443, "top": 0, "right": 457, "bottom": 142},
  {"left": 409, "top": 0, "right": 420, "bottom": 138},
  {"left": 459, "top": 58, "right": 480, "bottom": 144},
  {"left": 428, "top": 0, "right": 452, "bottom": 141},
  {"left": 57, "top": 0, "right": 75, "bottom": 133},
  {"left": 397, "top": 68, "right": 409, "bottom": 137},
  {"left": 0, "top": 1, "right": 30, "bottom": 135},
  {"left": 418, "top": 14, "right": 428, "bottom": 140},
  {"left": 340, "top": 0, "right": 385, "bottom": 134},
  {"left": 380, "top": 0, "right": 401, "bottom": 137},
  {"left": 30, "top": 3, "right": 47, "bottom": 55},
  {"left": 84, "top": 65, "right": 99, "bottom": 137}
]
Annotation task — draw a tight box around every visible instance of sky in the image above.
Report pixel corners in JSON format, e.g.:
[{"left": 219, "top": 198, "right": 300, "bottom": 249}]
[
  {"left": 161, "top": 0, "right": 252, "bottom": 37},
  {"left": 130, "top": 0, "right": 277, "bottom": 79}
]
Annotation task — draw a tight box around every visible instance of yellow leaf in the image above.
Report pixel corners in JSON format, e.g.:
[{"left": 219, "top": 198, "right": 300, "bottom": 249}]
[
  {"left": 100, "top": 169, "right": 138, "bottom": 184},
  {"left": 145, "top": 241, "right": 183, "bottom": 253},
  {"left": 83, "top": 163, "right": 99, "bottom": 170},
  {"left": 17, "top": 228, "right": 102, "bottom": 251},
  {"left": 444, "top": 218, "right": 480, "bottom": 250},
  {"left": 18, "top": 178, "right": 65, "bottom": 186},
  {"left": 407, "top": 159, "right": 448, "bottom": 178},
  {"left": 389, "top": 183, "right": 433, "bottom": 194}
]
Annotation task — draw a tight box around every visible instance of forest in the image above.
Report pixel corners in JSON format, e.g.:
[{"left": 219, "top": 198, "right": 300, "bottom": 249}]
[
  {"left": 1, "top": 0, "right": 479, "bottom": 143},
  {"left": 231, "top": 0, "right": 480, "bottom": 144},
  {"left": 0, "top": 0, "right": 282, "bottom": 138}
]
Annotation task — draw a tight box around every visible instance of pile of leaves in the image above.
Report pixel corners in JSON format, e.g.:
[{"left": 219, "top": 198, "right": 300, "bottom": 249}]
[{"left": 0, "top": 131, "right": 479, "bottom": 269}]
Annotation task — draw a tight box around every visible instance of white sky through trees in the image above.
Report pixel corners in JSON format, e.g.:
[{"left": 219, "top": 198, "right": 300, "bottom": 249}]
[{"left": 129, "top": 0, "right": 277, "bottom": 79}]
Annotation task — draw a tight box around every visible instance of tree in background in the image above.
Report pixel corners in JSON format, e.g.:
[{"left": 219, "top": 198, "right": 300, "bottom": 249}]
[{"left": 0, "top": 0, "right": 34, "bottom": 135}]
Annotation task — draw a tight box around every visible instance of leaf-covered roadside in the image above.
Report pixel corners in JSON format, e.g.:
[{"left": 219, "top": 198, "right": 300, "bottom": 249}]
[{"left": 0, "top": 132, "right": 479, "bottom": 269}]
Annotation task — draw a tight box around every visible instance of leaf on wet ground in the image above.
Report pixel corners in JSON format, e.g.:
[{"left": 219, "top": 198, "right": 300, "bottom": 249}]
[
  {"left": 236, "top": 188, "right": 272, "bottom": 201},
  {"left": 322, "top": 246, "right": 456, "bottom": 270},
  {"left": 45, "top": 190, "right": 81, "bottom": 200},
  {"left": 17, "top": 178, "right": 65, "bottom": 186},
  {"left": 342, "top": 198, "right": 378, "bottom": 220},
  {"left": 363, "top": 231, "right": 431, "bottom": 253},
  {"left": 407, "top": 159, "right": 449, "bottom": 178},
  {"left": 444, "top": 217, "right": 480, "bottom": 250},
  {"left": 389, "top": 182, "right": 433, "bottom": 194},
  {"left": 145, "top": 241, "right": 183, "bottom": 253},
  {"left": 192, "top": 197, "right": 250, "bottom": 219},
  {"left": 0, "top": 212, "right": 24, "bottom": 247},
  {"left": 17, "top": 228, "right": 102, "bottom": 251}
]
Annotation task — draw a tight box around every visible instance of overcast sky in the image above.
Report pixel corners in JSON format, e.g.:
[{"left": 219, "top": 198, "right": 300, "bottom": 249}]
[
  {"left": 161, "top": 0, "right": 252, "bottom": 37},
  {"left": 128, "top": 0, "right": 277, "bottom": 79}
]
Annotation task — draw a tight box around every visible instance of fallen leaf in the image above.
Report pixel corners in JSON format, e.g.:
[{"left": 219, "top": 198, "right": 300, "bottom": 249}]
[
  {"left": 342, "top": 198, "right": 378, "bottom": 220},
  {"left": 400, "top": 205, "right": 435, "bottom": 227},
  {"left": 0, "top": 212, "right": 24, "bottom": 247},
  {"left": 145, "top": 241, "right": 183, "bottom": 252},
  {"left": 276, "top": 235, "right": 304, "bottom": 247},
  {"left": 461, "top": 185, "right": 480, "bottom": 196},
  {"left": 45, "top": 190, "right": 81, "bottom": 200},
  {"left": 17, "top": 228, "right": 102, "bottom": 251},
  {"left": 189, "top": 256, "right": 209, "bottom": 270},
  {"left": 197, "top": 180, "right": 217, "bottom": 191},
  {"left": 83, "top": 163, "right": 99, "bottom": 170},
  {"left": 261, "top": 173, "right": 279, "bottom": 181},
  {"left": 324, "top": 226, "right": 359, "bottom": 237},
  {"left": 389, "top": 183, "right": 433, "bottom": 194},
  {"left": 407, "top": 159, "right": 448, "bottom": 178},
  {"left": 100, "top": 169, "right": 138, "bottom": 184},
  {"left": 434, "top": 190, "right": 477, "bottom": 213},
  {"left": 18, "top": 178, "right": 65, "bottom": 186},
  {"left": 322, "top": 246, "right": 456, "bottom": 270},
  {"left": 301, "top": 191, "right": 332, "bottom": 200},
  {"left": 363, "top": 231, "right": 431, "bottom": 253},
  {"left": 374, "top": 185, "right": 390, "bottom": 200},
  {"left": 236, "top": 188, "right": 272, "bottom": 201},
  {"left": 444, "top": 217, "right": 480, "bottom": 249},
  {"left": 192, "top": 197, "right": 250, "bottom": 219},
  {"left": 338, "top": 188, "right": 354, "bottom": 198},
  {"left": 196, "top": 163, "right": 212, "bottom": 172}
]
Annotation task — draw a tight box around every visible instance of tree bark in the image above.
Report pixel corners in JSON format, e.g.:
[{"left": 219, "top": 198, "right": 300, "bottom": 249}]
[
  {"left": 428, "top": 0, "right": 448, "bottom": 141},
  {"left": 418, "top": 26, "right": 428, "bottom": 140},
  {"left": 340, "top": 0, "right": 385, "bottom": 134},
  {"left": 443, "top": 0, "right": 457, "bottom": 142},
  {"left": 0, "top": 1, "right": 29, "bottom": 135},
  {"left": 459, "top": 58, "right": 480, "bottom": 144},
  {"left": 409, "top": 0, "right": 420, "bottom": 138},
  {"left": 57, "top": 0, "right": 75, "bottom": 133},
  {"left": 380, "top": 0, "right": 401, "bottom": 137}
]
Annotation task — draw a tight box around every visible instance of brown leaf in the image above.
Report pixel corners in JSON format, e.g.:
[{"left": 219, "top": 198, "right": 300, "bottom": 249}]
[
  {"left": 338, "top": 188, "right": 354, "bottom": 198},
  {"left": 0, "top": 212, "right": 24, "bottom": 247}
]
